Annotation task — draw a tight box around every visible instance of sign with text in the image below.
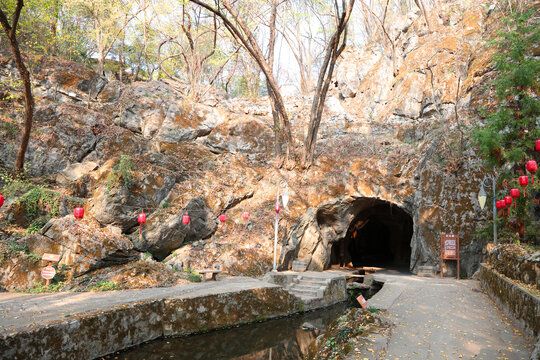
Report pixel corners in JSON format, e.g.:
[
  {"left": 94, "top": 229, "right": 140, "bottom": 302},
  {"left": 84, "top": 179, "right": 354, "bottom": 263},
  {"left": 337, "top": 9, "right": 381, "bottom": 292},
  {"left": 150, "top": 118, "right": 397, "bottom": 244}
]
[
  {"left": 41, "top": 266, "right": 56, "bottom": 280},
  {"left": 356, "top": 295, "right": 368, "bottom": 309},
  {"left": 42, "top": 253, "right": 60, "bottom": 262},
  {"left": 440, "top": 234, "right": 460, "bottom": 279},
  {"left": 441, "top": 234, "right": 458, "bottom": 260}
]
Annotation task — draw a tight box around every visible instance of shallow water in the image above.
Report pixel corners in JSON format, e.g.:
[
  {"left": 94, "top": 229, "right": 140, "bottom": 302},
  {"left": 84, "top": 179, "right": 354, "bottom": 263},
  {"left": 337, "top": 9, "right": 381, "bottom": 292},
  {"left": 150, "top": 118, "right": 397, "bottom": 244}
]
[{"left": 114, "top": 304, "right": 347, "bottom": 360}]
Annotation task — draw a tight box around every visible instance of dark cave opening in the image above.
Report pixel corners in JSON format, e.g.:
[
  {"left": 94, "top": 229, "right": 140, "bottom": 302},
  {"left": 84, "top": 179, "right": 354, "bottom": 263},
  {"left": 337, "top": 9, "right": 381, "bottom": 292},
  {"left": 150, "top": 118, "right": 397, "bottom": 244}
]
[{"left": 330, "top": 200, "right": 413, "bottom": 269}]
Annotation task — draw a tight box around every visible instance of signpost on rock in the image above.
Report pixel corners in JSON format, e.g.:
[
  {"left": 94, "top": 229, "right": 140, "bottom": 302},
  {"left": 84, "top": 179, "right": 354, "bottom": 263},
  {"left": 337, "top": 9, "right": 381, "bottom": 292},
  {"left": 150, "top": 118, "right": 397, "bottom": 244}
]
[
  {"left": 440, "top": 234, "right": 459, "bottom": 279},
  {"left": 41, "top": 253, "right": 60, "bottom": 289}
]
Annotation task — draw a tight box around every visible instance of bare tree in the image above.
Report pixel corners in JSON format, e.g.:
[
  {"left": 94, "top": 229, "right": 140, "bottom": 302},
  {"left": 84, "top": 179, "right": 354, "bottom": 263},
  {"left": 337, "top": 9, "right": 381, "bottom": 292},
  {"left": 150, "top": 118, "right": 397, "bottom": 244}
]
[
  {"left": 189, "top": 0, "right": 295, "bottom": 161},
  {"left": 303, "top": 0, "right": 355, "bottom": 166},
  {"left": 360, "top": 0, "right": 396, "bottom": 76},
  {"left": 413, "top": 0, "right": 431, "bottom": 32},
  {"left": 277, "top": 1, "right": 331, "bottom": 94},
  {"left": 0, "top": 0, "right": 35, "bottom": 172}
]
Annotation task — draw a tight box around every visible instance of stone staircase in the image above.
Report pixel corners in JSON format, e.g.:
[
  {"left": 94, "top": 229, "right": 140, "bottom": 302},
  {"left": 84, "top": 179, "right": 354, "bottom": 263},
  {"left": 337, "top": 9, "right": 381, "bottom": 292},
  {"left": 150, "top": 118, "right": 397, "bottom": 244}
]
[{"left": 286, "top": 275, "right": 330, "bottom": 302}]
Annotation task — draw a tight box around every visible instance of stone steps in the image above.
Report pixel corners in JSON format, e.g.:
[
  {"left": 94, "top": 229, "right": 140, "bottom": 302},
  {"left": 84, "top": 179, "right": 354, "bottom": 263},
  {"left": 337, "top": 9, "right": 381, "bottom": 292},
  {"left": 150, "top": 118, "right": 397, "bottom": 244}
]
[{"left": 287, "top": 275, "right": 329, "bottom": 301}]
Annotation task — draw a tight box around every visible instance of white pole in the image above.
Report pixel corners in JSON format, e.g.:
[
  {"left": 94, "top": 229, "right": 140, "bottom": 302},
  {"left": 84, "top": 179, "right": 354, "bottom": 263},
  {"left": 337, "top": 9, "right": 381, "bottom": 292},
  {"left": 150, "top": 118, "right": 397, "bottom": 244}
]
[{"left": 273, "top": 211, "right": 279, "bottom": 271}]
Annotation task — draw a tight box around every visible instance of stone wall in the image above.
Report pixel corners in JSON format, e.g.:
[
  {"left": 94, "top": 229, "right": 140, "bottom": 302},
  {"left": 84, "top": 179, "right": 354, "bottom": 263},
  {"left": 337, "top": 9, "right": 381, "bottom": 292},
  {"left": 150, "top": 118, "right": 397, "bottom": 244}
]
[
  {"left": 487, "top": 244, "right": 540, "bottom": 290},
  {"left": 479, "top": 263, "right": 540, "bottom": 339},
  {"left": 0, "top": 284, "right": 301, "bottom": 360}
]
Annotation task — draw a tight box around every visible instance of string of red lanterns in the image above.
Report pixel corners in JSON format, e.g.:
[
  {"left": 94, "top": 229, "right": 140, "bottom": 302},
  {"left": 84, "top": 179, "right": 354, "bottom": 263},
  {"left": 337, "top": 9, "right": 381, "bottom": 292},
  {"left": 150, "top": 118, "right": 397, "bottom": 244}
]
[{"left": 496, "top": 139, "right": 539, "bottom": 218}]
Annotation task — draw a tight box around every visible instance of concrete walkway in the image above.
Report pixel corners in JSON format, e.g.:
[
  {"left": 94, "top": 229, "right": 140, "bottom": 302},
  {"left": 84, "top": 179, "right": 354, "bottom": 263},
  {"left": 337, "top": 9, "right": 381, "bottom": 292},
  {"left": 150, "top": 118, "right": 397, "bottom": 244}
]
[
  {"left": 0, "top": 277, "right": 267, "bottom": 334},
  {"left": 365, "top": 272, "right": 534, "bottom": 360}
]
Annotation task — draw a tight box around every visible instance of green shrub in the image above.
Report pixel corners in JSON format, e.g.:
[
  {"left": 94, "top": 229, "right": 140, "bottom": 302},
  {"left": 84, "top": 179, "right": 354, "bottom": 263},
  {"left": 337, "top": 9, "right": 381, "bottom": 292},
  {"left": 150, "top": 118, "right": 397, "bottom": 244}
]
[
  {"left": 90, "top": 280, "right": 123, "bottom": 291},
  {"left": 107, "top": 155, "right": 135, "bottom": 192},
  {"left": 472, "top": 7, "right": 540, "bottom": 244},
  {"left": 188, "top": 273, "right": 201, "bottom": 282}
]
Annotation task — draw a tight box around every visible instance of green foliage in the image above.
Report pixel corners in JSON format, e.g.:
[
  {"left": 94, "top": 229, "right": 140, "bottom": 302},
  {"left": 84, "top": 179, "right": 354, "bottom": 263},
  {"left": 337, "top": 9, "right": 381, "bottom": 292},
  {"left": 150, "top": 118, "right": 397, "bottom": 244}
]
[
  {"left": 160, "top": 201, "right": 172, "bottom": 209},
  {"left": 24, "top": 281, "right": 66, "bottom": 293},
  {"left": 367, "top": 306, "right": 380, "bottom": 314},
  {"left": 0, "top": 170, "right": 34, "bottom": 199},
  {"left": 26, "top": 252, "right": 42, "bottom": 263},
  {"left": 17, "top": 186, "right": 61, "bottom": 217},
  {"left": 107, "top": 155, "right": 136, "bottom": 192},
  {"left": 473, "top": 9, "right": 540, "bottom": 168},
  {"left": 90, "top": 280, "right": 123, "bottom": 291},
  {"left": 472, "top": 7, "right": 540, "bottom": 245},
  {"left": 25, "top": 215, "right": 51, "bottom": 234},
  {"left": 188, "top": 271, "right": 201, "bottom": 283},
  {"left": 0, "top": 121, "right": 18, "bottom": 139}
]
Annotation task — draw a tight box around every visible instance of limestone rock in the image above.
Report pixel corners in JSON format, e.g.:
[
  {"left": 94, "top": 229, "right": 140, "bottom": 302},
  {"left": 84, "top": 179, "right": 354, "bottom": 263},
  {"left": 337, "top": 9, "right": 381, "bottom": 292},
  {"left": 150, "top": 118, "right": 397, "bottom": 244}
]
[
  {"left": 134, "top": 197, "right": 217, "bottom": 260},
  {"left": 0, "top": 216, "right": 139, "bottom": 290},
  {"left": 90, "top": 159, "right": 176, "bottom": 232},
  {"left": 201, "top": 114, "right": 274, "bottom": 154}
]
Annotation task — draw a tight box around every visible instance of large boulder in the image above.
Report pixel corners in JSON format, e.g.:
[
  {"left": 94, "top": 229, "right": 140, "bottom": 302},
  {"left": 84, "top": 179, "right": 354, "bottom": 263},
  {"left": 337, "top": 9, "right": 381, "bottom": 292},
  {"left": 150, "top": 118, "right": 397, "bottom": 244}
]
[
  {"left": 133, "top": 197, "right": 216, "bottom": 260},
  {"left": 0, "top": 216, "right": 139, "bottom": 290},
  {"left": 90, "top": 158, "right": 176, "bottom": 232},
  {"left": 201, "top": 113, "right": 274, "bottom": 155},
  {"left": 112, "top": 81, "right": 226, "bottom": 141}
]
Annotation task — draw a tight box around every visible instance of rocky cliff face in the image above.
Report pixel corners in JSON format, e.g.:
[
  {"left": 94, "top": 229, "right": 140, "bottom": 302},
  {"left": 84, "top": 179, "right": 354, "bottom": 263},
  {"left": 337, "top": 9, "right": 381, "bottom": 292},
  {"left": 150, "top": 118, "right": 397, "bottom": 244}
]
[{"left": 0, "top": 0, "right": 501, "bottom": 290}]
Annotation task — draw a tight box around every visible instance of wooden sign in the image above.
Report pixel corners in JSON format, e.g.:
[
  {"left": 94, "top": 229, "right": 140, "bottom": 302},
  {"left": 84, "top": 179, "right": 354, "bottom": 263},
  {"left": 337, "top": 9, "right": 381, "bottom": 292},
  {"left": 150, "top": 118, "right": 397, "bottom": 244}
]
[
  {"left": 440, "top": 234, "right": 460, "bottom": 279},
  {"left": 441, "top": 234, "right": 458, "bottom": 260},
  {"left": 42, "top": 253, "right": 60, "bottom": 262},
  {"left": 356, "top": 295, "right": 368, "bottom": 309}
]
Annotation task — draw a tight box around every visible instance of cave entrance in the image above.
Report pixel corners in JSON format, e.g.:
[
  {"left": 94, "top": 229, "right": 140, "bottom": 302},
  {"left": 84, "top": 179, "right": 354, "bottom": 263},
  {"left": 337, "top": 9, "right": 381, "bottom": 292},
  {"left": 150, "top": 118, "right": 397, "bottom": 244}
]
[{"left": 330, "top": 200, "right": 413, "bottom": 271}]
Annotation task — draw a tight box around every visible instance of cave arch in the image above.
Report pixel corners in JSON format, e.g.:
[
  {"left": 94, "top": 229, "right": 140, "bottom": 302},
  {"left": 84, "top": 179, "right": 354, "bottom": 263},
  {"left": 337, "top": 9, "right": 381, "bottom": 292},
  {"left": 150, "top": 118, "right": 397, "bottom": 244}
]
[{"left": 329, "top": 199, "right": 413, "bottom": 269}]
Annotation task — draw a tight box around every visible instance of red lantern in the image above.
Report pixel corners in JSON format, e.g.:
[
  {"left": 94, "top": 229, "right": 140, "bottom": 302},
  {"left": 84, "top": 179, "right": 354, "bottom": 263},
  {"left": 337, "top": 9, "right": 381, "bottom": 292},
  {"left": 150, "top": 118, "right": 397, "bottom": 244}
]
[
  {"left": 275, "top": 204, "right": 280, "bottom": 213},
  {"left": 182, "top": 214, "right": 190, "bottom": 225},
  {"left": 505, "top": 196, "right": 512, "bottom": 215},
  {"left": 0, "top": 194, "right": 4, "bottom": 208},
  {"left": 138, "top": 213, "right": 146, "bottom": 224},
  {"left": 526, "top": 160, "right": 537, "bottom": 184},
  {"left": 536, "top": 139, "right": 540, "bottom": 151},
  {"left": 510, "top": 188, "right": 519, "bottom": 208},
  {"left": 242, "top": 211, "right": 249, "bottom": 227},
  {"left": 138, "top": 213, "right": 146, "bottom": 235},
  {"left": 497, "top": 200, "right": 507, "bottom": 217},
  {"left": 74, "top": 207, "right": 84, "bottom": 232},
  {"left": 74, "top": 207, "right": 84, "bottom": 219},
  {"left": 519, "top": 176, "right": 528, "bottom": 197},
  {"left": 495, "top": 200, "right": 502, "bottom": 217},
  {"left": 219, "top": 214, "right": 226, "bottom": 223}
]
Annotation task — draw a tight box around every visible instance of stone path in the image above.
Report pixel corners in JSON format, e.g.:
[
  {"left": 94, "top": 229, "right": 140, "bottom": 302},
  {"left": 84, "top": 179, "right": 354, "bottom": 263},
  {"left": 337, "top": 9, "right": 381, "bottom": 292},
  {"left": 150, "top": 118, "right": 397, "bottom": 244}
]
[
  {"left": 364, "top": 272, "right": 534, "bottom": 360},
  {"left": 0, "top": 277, "right": 269, "bottom": 334}
]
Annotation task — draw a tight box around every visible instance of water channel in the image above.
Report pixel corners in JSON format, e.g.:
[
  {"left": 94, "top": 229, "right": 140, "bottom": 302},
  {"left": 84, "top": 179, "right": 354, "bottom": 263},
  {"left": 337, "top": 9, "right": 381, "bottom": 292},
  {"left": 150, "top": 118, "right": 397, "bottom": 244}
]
[{"left": 111, "top": 304, "right": 347, "bottom": 360}]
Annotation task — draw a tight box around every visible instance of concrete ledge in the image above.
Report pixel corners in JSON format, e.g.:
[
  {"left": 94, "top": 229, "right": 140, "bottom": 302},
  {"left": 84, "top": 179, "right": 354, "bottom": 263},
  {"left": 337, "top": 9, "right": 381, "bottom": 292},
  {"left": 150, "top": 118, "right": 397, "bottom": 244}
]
[
  {"left": 0, "top": 279, "right": 301, "bottom": 360},
  {"left": 479, "top": 263, "right": 540, "bottom": 338}
]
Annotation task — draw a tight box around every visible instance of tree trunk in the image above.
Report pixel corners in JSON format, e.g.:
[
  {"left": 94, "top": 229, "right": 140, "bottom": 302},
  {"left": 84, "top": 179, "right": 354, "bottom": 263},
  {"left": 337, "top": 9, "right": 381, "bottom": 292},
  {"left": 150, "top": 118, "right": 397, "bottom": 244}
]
[
  {"left": 0, "top": 1, "right": 35, "bottom": 172},
  {"left": 303, "top": 0, "right": 354, "bottom": 167},
  {"left": 190, "top": 0, "right": 295, "bottom": 160}
]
